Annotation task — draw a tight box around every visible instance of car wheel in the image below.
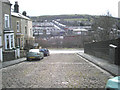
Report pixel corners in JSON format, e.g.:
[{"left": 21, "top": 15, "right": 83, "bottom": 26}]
[
  {"left": 106, "top": 88, "right": 111, "bottom": 90},
  {"left": 39, "top": 57, "right": 41, "bottom": 60},
  {"left": 27, "top": 58, "right": 29, "bottom": 61}
]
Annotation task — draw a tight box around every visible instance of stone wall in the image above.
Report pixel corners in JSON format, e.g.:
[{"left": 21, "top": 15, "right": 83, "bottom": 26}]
[
  {"left": 20, "top": 50, "right": 27, "bottom": 58},
  {"left": 84, "top": 38, "right": 120, "bottom": 65},
  {"left": 3, "top": 50, "right": 15, "bottom": 62},
  {"left": 3, "top": 50, "right": 27, "bottom": 62}
]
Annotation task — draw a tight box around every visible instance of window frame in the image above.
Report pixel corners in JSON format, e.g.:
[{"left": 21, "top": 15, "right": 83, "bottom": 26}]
[
  {"left": 5, "top": 34, "right": 14, "bottom": 50},
  {"left": 16, "top": 21, "right": 20, "bottom": 32},
  {"left": 25, "top": 26, "right": 27, "bottom": 34},
  {"left": 4, "top": 14, "right": 9, "bottom": 28}
]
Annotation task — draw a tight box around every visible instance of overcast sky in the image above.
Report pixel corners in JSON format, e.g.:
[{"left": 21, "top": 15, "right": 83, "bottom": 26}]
[{"left": 9, "top": 0, "right": 119, "bottom": 17}]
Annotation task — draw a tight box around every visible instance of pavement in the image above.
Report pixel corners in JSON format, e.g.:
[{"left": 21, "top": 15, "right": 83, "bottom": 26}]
[
  {"left": 77, "top": 52, "right": 120, "bottom": 76},
  {"left": 1, "top": 58, "right": 26, "bottom": 69}
]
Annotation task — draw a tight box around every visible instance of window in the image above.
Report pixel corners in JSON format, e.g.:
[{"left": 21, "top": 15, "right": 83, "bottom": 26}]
[
  {"left": 25, "top": 26, "right": 27, "bottom": 34},
  {"left": 11, "top": 35, "right": 13, "bottom": 48},
  {"left": 26, "top": 40, "right": 28, "bottom": 44},
  {"left": 21, "top": 38, "right": 24, "bottom": 48},
  {"left": 5, "top": 14, "right": 9, "bottom": 28},
  {"left": 18, "top": 38, "right": 20, "bottom": 47},
  {"left": 5, "top": 34, "right": 14, "bottom": 50},
  {"left": 17, "top": 21, "right": 19, "bottom": 32},
  {"left": 6, "top": 36, "right": 9, "bottom": 49}
]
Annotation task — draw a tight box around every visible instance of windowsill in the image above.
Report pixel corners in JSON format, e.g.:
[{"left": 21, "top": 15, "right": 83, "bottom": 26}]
[
  {"left": 5, "top": 48, "right": 15, "bottom": 51},
  {"left": 4, "top": 29, "right": 14, "bottom": 33},
  {"left": 4, "top": 28, "right": 11, "bottom": 30}
]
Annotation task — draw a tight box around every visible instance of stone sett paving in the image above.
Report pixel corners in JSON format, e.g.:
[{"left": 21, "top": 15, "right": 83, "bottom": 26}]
[{"left": 2, "top": 53, "right": 112, "bottom": 88}]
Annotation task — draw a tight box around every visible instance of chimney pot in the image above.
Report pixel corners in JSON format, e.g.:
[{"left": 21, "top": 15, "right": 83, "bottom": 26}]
[
  {"left": 22, "top": 11, "right": 27, "bottom": 16},
  {"left": 14, "top": 1, "right": 19, "bottom": 13}
]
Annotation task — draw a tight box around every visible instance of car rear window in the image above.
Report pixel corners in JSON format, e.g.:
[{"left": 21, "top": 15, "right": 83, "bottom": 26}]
[{"left": 29, "top": 49, "right": 39, "bottom": 53}]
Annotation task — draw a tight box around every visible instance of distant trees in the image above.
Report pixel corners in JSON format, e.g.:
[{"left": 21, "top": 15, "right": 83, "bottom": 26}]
[{"left": 91, "top": 11, "right": 117, "bottom": 41}]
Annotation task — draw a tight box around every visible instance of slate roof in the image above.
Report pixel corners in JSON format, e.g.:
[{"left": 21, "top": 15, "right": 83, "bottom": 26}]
[
  {"left": 73, "top": 28, "right": 88, "bottom": 32},
  {"left": 1, "top": 0, "right": 10, "bottom": 4},
  {"left": 11, "top": 12, "right": 30, "bottom": 20}
]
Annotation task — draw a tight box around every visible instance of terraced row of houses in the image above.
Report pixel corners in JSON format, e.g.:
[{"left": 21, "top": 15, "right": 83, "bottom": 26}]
[{"left": 0, "top": 0, "right": 34, "bottom": 62}]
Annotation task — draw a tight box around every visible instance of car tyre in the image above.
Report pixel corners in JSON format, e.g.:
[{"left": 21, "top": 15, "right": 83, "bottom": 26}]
[{"left": 27, "top": 58, "right": 29, "bottom": 61}]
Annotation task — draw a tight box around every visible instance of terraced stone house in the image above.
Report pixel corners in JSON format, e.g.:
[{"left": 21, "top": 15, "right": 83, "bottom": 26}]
[
  {"left": 0, "top": 1, "right": 3, "bottom": 62},
  {"left": 11, "top": 1, "right": 34, "bottom": 50},
  {"left": 0, "top": 0, "right": 34, "bottom": 61},
  {"left": 1, "top": 0, "right": 15, "bottom": 61}
]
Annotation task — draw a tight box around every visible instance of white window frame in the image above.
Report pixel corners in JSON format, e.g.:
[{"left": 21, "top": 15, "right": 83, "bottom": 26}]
[
  {"left": 0, "top": 48, "right": 3, "bottom": 62},
  {"left": 4, "top": 14, "right": 9, "bottom": 28},
  {"left": 5, "top": 33, "right": 14, "bottom": 50},
  {"left": 17, "top": 21, "right": 20, "bottom": 32}
]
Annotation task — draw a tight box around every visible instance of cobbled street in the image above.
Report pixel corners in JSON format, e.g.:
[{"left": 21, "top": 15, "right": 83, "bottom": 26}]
[{"left": 2, "top": 50, "right": 113, "bottom": 88}]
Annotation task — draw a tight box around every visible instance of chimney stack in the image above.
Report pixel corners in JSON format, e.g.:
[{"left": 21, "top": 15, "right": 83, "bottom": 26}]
[
  {"left": 14, "top": 1, "right": 19, "bottom": 13},
  {"left": 22, "top": 11, "right": 27, "bottom": 16}
]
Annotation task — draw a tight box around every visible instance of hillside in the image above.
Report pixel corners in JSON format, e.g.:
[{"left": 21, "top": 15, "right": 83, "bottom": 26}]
[
  {"left": 30, "top": 14, "right": 96, "bottom": 21},
  {"left": 30, "top": 14, "right": 117, "bottom": 26}
]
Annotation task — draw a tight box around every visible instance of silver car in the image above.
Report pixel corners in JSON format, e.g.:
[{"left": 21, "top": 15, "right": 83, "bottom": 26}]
[{"left": 26, "top": 49, "right": 44, "bottom": 60}]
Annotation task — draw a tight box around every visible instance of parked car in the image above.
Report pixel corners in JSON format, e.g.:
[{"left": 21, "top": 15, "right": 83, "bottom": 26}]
[
  {"left": 40, "top": 48, "right": 50, "bottom": 56},
  {"left": 26, "top": 49, "right": 44, "bottom": 60},
  {"left": 105, "top": 76, "right": 120, "bottom": 90}
]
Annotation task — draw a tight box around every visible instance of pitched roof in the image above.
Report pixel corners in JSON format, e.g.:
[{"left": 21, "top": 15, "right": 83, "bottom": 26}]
[
  {"left": 1, "top": 0, "right": 12, "bottom": 5},
  {"left": 73, "top": 28, "right": 88, "bottom": 32},
  {"left": 1, "top": 0, "right": 10, "bottom": 3},
  {"left": 11, "top": 12, "right": 30, "bottom": 20},
  {"left": 1, "top": 0, "right": 9, "bottom": 2}
]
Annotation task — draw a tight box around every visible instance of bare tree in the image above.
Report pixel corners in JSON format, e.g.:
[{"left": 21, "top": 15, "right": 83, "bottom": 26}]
[{"left": 92, "top": 11, "right": 116, "bottom": 41}]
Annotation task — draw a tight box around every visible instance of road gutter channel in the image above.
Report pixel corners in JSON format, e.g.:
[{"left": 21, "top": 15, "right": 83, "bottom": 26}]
[{"left": 76, "top": 53, "right": 115, "bottom": 77}]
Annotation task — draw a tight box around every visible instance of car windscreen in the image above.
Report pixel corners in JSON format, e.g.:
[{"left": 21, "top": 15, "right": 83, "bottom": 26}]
[{"left": 40, "top": 49, "right": 44, "bottom": 52}]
